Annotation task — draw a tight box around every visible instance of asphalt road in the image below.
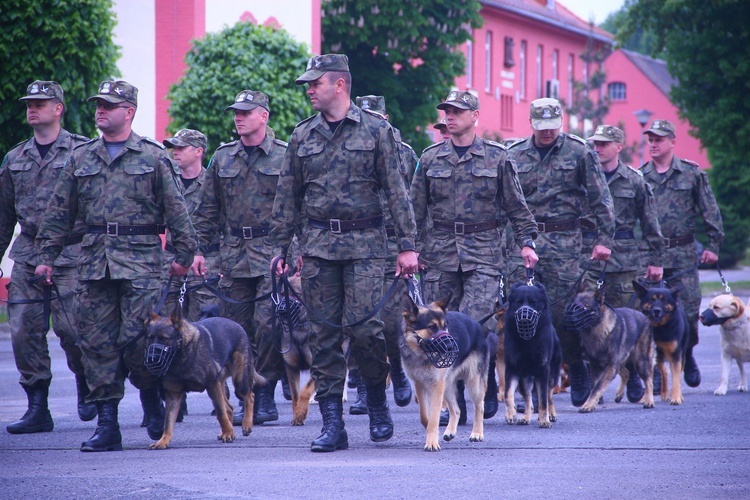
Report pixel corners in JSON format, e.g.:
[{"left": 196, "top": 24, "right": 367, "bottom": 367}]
[{"left": 1, "top": 290, "right": 749, "bottom": 499}]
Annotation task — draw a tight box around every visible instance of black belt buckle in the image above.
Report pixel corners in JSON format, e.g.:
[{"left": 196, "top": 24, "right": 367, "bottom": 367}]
[
  {"left": 242, "top": 227, "right": 254, "bottom": 239},
  {"left": 454, "top": 222, "right": 465, "bottom": 235},
  {"left": 330, "top": 219, "right": 342, "bottom": 234},
  {"left": 664, "top": 238, "right": 672, "bottom": 248},
  {"left": 106, "top": 222, "right": 119, "bottom": 236},
  {"left": 537, "top": 222, "right": 546, "bottom": 233}
]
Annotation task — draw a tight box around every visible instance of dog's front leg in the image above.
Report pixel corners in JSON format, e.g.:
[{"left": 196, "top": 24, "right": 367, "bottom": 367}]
[
  {"left": 504, "top": 378, "right": 518, "bottom": 424},
  {"left": 714, "top": 353, "right": 732, "bottom": 395},
  {"left": 669, "top": 358, "right": 684, "bottom": 405},
  {"left": 443, "top": 379, "right": 460, "bottom": 442},
  {"left": 425, "top": 379, "right": 445, "bottom": 451},
  {"left": 294, "top": 377, "right": 315, "bottom": 426},
  {"left": 738, "top": 359, "right": 748, "bottom": 392},
  {"left": 149, "top": 389, "right": 181, "bottom": 450},
  {"left": 208, "top": 380, "right": 236, "bottom": 442},
  {"left": 657, "top": 359, "right": 670, "bottom": 402}
]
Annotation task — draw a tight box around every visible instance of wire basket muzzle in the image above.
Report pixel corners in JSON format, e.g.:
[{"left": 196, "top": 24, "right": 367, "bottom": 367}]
[
  {"left": 514, "top": 305, "right": 540, "bottom": 340},
  {"left": 144, "top": 341, "right": 180, "bottom": 377},
  {"left": 420, "top": 330, "right": 459, "bottom": 368},
  {"left": 563, "top": 301, "right": 601, "bottom": 334}
]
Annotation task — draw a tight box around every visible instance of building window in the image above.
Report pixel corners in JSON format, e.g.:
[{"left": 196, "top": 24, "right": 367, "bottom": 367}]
[
  {"left": 501, "top": 94, "right": 513, "bottom": 130},
  {"left": 504, "top": 36, "right": 515, "bottom": 68},
  {"left": 466, "top": 39, "right": 473, "bottom": 88},
  {"left": 536, "top": 45, "right": 543, "bottom": 98},
  {"left": 608, "top": 82, "right": 627, "bottom": 101},
  {"left": 520, "top": 40, "right": 527, "bottom": 100},
  {"left": 568, "top": 53, "right": 575, "bottom": 104},
  {"left": 552, "top": 49, "right": 559, "bottom": 80},
  {"left": 485, "top": 31, "right": 492, "bottom": 93}
]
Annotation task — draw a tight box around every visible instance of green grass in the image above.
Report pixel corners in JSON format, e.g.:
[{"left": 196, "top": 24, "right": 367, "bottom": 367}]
[{"left": 701, "top": 280, "right": 750, "bottom": 295}]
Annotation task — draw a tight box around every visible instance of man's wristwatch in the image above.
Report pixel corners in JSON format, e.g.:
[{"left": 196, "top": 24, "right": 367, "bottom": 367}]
[{"left": 523, "top": 240, "right": 536, "bottom": 250}]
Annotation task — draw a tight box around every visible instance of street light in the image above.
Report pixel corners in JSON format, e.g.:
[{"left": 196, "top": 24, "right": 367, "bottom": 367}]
[{"left": 633, "top": 109, "right": 653, "bottom": 166}]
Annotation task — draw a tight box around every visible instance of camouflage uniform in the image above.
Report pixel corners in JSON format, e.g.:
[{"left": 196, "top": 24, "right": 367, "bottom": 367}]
[
  {"left": 412, "top": 134, "right": 537, "bottom": 327},
  {"left": 0, "top": 128, "right": 88, "bottom": 388},
  {"left": 193, "top": 130, "right": 287, "bottom": 384},
  {"left": 641, "top": 154, "right": 723, "bottom": 349},
  {"left": 36, "top": 84, "right": 196, "bottom": 402},
  {"left": 508, "top": 133, "right": 615, "bottom": 364},
  {"left": 270, "top": 102, "right": 417, "bottom": 400}
]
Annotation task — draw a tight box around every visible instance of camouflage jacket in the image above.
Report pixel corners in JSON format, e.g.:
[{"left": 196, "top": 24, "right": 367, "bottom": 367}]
[
  {"left": 605, "top": 160, "right": 664, "bottom": 271},
  {"left": 270, "top": 103, "right": 416, "bottom": 260},
  {"left": 640, "top": 155, "right": 723, "bottom": 268},
  {"left": 412, "top": 135, "right": 537, "bottom": 271},
  {"left": 0, "top": 129, "right": 88, "bottom": 268},
  {"left": 36, "top": 131, "right": 197, "bottom": 280},
  {"left": 193, "top": 134, "right": 286, "bottom": 278},
  {"left": 383, "top": 133, "right": 418, "bottom": 272},
  {"left": 508, "top": 134, "right": 615, "bottom": 259}
]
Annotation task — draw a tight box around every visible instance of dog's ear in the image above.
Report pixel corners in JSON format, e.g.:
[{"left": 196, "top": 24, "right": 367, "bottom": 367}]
[
  {"left": 169, "top": 307, "right": 183, "bottom": 327},
  {"left": 146, "top": 312, "right": 160, "bottom": 326},
  {"left": 669, "top": 284, "right": 684, "bottom": 298},
  {"left": 402, "top": 294, "right": 420, "bottom": 322},
  {"left": 632, "top": 280, "right": 648, "bottom": 298},
  {"left": 433, "top": 293, "right": 452, "bottom": 313},
  {"left": 594, "top": 285, "right": 607, "bottom": 305}
]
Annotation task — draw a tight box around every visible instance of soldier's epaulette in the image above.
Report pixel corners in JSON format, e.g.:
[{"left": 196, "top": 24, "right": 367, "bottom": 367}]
[
  {"left": 681, "top": 158, "right": 700, "bottom": 168},
  {"left": 362, "top": 108, "right": 387, "bottom": 120},
  {"left": 568, "top": 134, "right": 587, "bottom": 145},
  {"left": 142, "top": 136, "right": 166, "bottom": 149},
  {"left": 296, "top": 114, "right": 316, "bottom": 128},
  {"left": 506, "top": 138, "right": 526, "bottom": 149},
  {"left": 626, "top": 164, "right": 643, "bottom": 176},
  {"left": 272, "top": 137, "right": 289, "bottom": 147},
  {"left": 402, "top": 141, "right": 415, "bottom": 153},
  {"left": 421, "top": 141, "right": 443, "bottom": 155},
  {"left": 74, "top": 137, "right": 99, "bottom": 149},
  {"left": 483, "top": 139, "right": 505, "bottom": 149},
  {"left": 69, "top": 133, "right": 89, "bottom": 143},
  {"left": 214, "top": 140, "right": 238, "bottom": 152}
]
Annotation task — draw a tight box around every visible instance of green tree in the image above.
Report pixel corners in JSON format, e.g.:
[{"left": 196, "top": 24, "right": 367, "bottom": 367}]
[
  {"left": 167, "top": 22, "right": 312, "bottom": 150},
  {"left": 322, "top": 0, "right": 483, "bottom": 151},
  {"left": 0, "top": 1, "right": 119, "bottom": 153},
  {"left": 621, "top": 0, "right": 750, "bottom": 266},
  {"left": 600, "top": 7, "right": 659, "bottom": 57}
]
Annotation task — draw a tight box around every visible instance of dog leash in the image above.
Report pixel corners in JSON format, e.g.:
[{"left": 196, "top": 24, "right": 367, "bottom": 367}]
[
  {"left": 715, "top": 263, "right": 732, "bottom": 295},
  {"left": 477, "top": 274, "right": 507, "bottom": 325}
]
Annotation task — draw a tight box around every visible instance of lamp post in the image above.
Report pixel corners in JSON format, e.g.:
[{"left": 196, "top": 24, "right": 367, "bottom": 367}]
[{"left": 633, "top": 109, "right": 653, "bottom": 166}]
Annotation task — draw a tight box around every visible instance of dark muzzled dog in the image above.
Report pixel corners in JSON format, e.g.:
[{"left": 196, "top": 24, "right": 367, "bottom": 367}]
[
  {"left": 504, "top": 281, "right": 562, "bottom": 427},
  {"left": 564, "top": 287, "right": 655, "bottom": 412},
  {"left": 633, "top": 281, "right": 689, "bottom": 405},
  {"left": 144, "top": 310, "right": 264, "bottom": 449},
  {"left": 400, "top": 295, "right": 489, "bottom": 451}
]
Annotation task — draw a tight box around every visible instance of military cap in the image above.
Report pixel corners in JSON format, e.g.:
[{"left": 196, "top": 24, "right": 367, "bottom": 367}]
[
  {"left": 530, "top": 98, "right": 562, "bottom": 130},
  {"left": 436, "top": 91, "right": 479, "bottom": 111},
  {"left": 87, "top": 80, "right": 138, "bottom": 106},
  {"left": 163, "top": 128, "right": 207, "bottom": 150},
  {"left": 644, "top": 119, "right": 676, "bottom": 137},
  {"left": 225, "top": 90, "right": 270, "bottom": 112},
  {"left": 19, "top": 80, "right": 64, "bottom": 103},
  {"left": 356, "top": 95, "right": 387, "bottom": 118},
  {"left": 295, "top": 54, "right": 350, "bottom": 84},
  {"left": 588, "top": 124, "right": 624, "bottom": 143},
  {"left": 433, "top": 120, "right": 448, "bottom": 131}
]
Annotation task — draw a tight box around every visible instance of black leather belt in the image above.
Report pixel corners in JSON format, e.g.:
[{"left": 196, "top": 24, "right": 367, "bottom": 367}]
[
  {"left": 536, "top": 219, "right": 580, "bottom": 233},
  {"left": 433, "top": 219, "right": 500, "bottom": 235},
  {"left": 583, "top": 229, "right": 635, "bottom": 240},
  {"left": 22, "top": 223, "right": 82, "bottom": 246},
  {"left": 308, "top": 216, "right": 383, "bottom": 234},
  {"left": 165, "top": 242, "right": 219, "bottom": 254},
  {"left": 88, "top": 223, "right": 165, "bottom": 236},
  {"left": 229, "top": 226, "right": 270, "bottom": 239},
  {"left": 582, "top": 231, "right": 598, "bottom": 239},
  {"left": 664, "top": 235, "right": 695, "bottom": 248}
]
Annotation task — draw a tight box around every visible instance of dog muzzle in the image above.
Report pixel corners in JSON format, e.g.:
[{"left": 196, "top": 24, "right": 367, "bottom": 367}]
[
  {"left": 274, "top": 297, "right": 303, "bottom": 331},
  {"left": 419, "top": 330, "right": 459, "bottom": 368},
  {"left": 699, "top": 309, "right": 730, "bottom": 326},
  {"left": 514, "top": 306, "right": 540, "bottom": 340},
  {"left": 563, "top": 301, "right": 601, "bottom": 334},
  {"left": 144, "top": 341, "right": 181, "bottom": 377}
]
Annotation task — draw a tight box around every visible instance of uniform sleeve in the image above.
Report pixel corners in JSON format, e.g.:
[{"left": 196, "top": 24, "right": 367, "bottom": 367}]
[
  {"left": 582, "top": 149, "right": 615, "bottom": 248},
  {"left": 637, "top": 179, "right": 664, "bottom": 267},
  {"left": 270, "top": 132, "right": 304, "bottom": 258},
  {"left": 696, "top": 170, "right": 724, "bottom": 255},
  {"left": 0, "top": 155, "right": 18, "bottom": 256},
  {"left": 191, "top": 159, "right": 221, "bottom": 254},
  {"left": 501, "top": 156, "right": 537, "bottom": 247},
  {"left": 159, "top": 155, "right": 197, "bottom": 267},
  {"left": 36, "top": 156, "right": 79, "bottom": 266},
  {"left": 409, "top": 152, "right": 429, "bottom": 254}
]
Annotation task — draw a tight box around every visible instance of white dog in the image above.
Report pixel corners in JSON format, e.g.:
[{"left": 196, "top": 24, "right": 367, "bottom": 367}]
[{"left": 699, "top": 294, "right": 750, "bottom": 395}]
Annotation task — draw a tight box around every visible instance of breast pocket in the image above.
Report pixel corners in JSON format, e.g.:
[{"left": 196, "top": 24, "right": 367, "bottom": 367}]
[
  {"left": 74, "top": 162, "right": 103, "bottom": 202},
  {"left": 426, "top": 168, "right": 453, "bottom": 201},
  {"left": 611, "top": 187, "right": 636, "bottom": 221},
  {"left": 123, "top": 163, "right": 155, "bottom": 201},
  {"left": 256, "top": 163, "right": 281, "bottom": 198},
  {"left": 471, "top": 166, "right": 498, "bottom": 200},
  {"left": 298, "top": 140, "right": 325, "bottom": 180}
]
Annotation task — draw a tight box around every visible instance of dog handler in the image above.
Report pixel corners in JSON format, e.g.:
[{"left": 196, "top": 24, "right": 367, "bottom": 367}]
[
  {"left": 35, "top": 80, "right": 197, "bottom": 452},
  {"left": 270, "top": 54, "right": 419, "bottom": 452}
]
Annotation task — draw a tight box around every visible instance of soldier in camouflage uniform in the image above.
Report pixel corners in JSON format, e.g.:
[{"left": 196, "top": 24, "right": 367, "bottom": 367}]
[
  {"left": 161, "top": 128, "right": 219, "bottom": 322},
  {"left": 641, "top": 119, "right": 723, "bottom": 389},
  {"left": 270, "top": 54, "right": 418, "bottom": 452},
  {"left": 411, "top": 91, "right": 539, "bottom": 420},
  {"left": 35, "top": 80, "right": 197, "bottom": 452},
  {"left": 507, "top": 98, "right": 615, "bottom": 407},
  {"left": 587, "top": 124, "right": 665, "bottom": 402},
  {"left": 191, "top": 90, "right": 287, "bottom": 426},
  {"left": 0, "top": 81, "right": 95, "bottom": 434}
]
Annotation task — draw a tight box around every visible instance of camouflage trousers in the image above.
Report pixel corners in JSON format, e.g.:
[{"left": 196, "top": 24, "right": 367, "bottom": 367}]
[
  {"left": 161, "top": 253, "right": 220, "bottom": 322},
  {"left": 300, "top": 257, "right": 389, "bottom": 399},
  {"left": 7, "top": 263, "right": 85, "bottom": 387},
  {"left": 75, "top": 277, "right": 162, "bottom": 402},
  {"left": 218, "top": 275, "right": 281, "bottom": 383},
  {"left": 508, "top": 257, "right": 585, "bottom": 365},
  {"left": 664, "top": 266, "right": 701, "bottom": 349},
  {"left": 592, "top": 270, "right": 640, "bottom": 309},
  {"left": 423, "top": 266, "right": 501, "bottom": 333}
]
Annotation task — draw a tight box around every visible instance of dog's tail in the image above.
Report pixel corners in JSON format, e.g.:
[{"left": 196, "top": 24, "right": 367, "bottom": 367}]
[
  {"left": 486, "top": 331, "right": 499, "bottom": 355},
  {"left": 253, "top": 372, "right": 268, "bottom": 388}
]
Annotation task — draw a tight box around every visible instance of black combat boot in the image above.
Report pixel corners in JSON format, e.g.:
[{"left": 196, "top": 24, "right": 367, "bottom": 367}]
[
  {"left": 389, "top": 356, "right": 412, "bottom": 407},
  {"left": 625, "top": 362, "right": 645, "bottom": 403},
  {"left": 254, "top": 381, "right": 279, "bottom": 424},
  {"left": 75, "top": 375, "right": 97, "bottom": 422},
  {"left": 281, "top": 372, "right": 292, "bottom": 401},
  {"left": 569, "top": 361, "right": 592, "bottom": 408},
  {"left": 484, "top": 356, "right": 499, "bottom": 419},
  {"left": 347, "top": 369, "right": 361, "bottom": 389},
  {"left": 80, "top": 399, "right": 122, "bottom": 452},
  {"left": 349, "top": 378, "right": 368, "bottom": 415},
  {"left": 311, "top": 396, "right": 348, "bottom": 452},
  {"left": 365, "top": 382, "right": 394, "bottom": 442},
  {"left": 684, "top": 347, "right": 701, "bottom": 388},
  {"left": 6, "top": 381, "right": 54, "bottom": 434},
  {"left": 139, "top": 388, "right": 165, "bottom": 440}
]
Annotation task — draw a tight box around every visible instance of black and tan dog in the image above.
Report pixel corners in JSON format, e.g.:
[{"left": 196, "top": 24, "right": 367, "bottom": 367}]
[
  {"left": 281, "top": 275, "right": 315, "bottom": 426},
  {"left": 504, "top": 281, "right": 561, "bottom": 428},
  {"left": 144, "top": 310, "right": 264, "bottom": 449},
  {"left": 634, "top": 281, "right": 689, "bottom": 405},
  {"left": 700, "top": 294, "right": 750, "bottom": 395},
  {"left": 564, "top": 287, "right": 655, "bottom": 412},
  {"left": 400, "top": 295, "right": 488, "bottom": 451}
]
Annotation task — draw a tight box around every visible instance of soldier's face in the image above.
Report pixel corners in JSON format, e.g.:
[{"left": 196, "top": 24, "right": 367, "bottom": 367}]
[
  {"left": 532, "top": 126, "right": 560, "bottom": 147},
  {"left": 95, "top": 100, "right": 133, "bottom": 134},
  {"left": 443, "top": 106, "right": 477, "bottom": 136},
  {"left": 646, "top": 133, "right": 675, "bottom": 161},
  {"left": 306, "top": 75, "right": 337, "bottom": 112},
  {"left": 234, "top": 108, "right": 267, "bottom": 138},
  {"left": 172, "top": 145, "right": 202, "bottom": 169},
  {"left": 26, "top": 100, "right": 59, "bottom": 128},
  {"left": 593, "top": 140, "right": 622, "bottom": 169}
]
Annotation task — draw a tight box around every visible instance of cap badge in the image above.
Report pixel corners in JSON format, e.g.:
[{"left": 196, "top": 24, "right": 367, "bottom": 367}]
[
  {"left": 40, "top": 85, "right": 49, "bottom": 94},
  {"left": 448, "top": 91, "right": 457, "bottom": 101},
  {"left": 461, "top": 95, "right": 470, "bottom": 103},
  {"left": 114, "top": 87, "right": 123, "bottom": 95},
  {"left": 101, "top": 82, "right": 111, "bottom": 94},
  {"left": 542, "top": 109, "right": 551, "bottom": 119},
  {"left": 30, "top": 84, "right": 39, "bottom": 94},
  {"left": 361, "top": 98, "right": 370, "bottom": 109},
  {"left": 596, "top": 125, "right": 604, "bottom": 134}
]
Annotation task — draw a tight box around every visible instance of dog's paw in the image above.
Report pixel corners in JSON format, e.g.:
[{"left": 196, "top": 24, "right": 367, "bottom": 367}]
[
  {"left": 218, "top": 431, "right": 236, "bottom": 443},
  {"left": 147, "top": 441, "right": 169, "bottom": 450},
  {"left": 669, "top": 398, "right": 683, "bottom": 406},
  {"left": 443, "top": 431, "right": 456, "bottom": 442},
  {"left": 538, "top": 420, "right": 551, "bottom": 429},
  {"left": 578, "top": 404, "right": 595, "bottom": 413},
  {"left": 549, "top": 413, "right": 557, "bottom": 422},
  {"left": 714, "top": 386, "right": 728, "bottom": 395},
  {"left": 469, "top": 432, "right": 483, "bottom": 442},
  {"left": 642, "top": 401, "right": 654, "bottom": 409},
  {"left": 614, "top": 393, "right": 624, "bottom": 403},
  {"left": 517, "top": 417, "right": 530, "bottom": 425},
  {"left": 738, "top": 384, "right": 747, "bottom": 392},
  {"left": 424, "top": 440, "right": 441, "bottom": 452},
  {"left": 242, "top": 426, "right": 252, "bottom": 437}
]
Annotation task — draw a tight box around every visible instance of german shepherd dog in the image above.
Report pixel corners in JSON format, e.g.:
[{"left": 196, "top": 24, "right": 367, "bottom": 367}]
[
  {"left": 700, "top": 294, "right": 750, "bottom": 395},
  {"left": 281, "top": 275, "right": 315, "bottom": 426},
  {"left": 634, "top": 281, "right": 689, "bottom": 405},
  {"left": 400, "top": 295, "right": 489, "bottom": 451},
  {"left": 564, "top": 287, "right": 655, "bottom": 412},
  {"left": 504, "top": 281, "right": 561, "bottom": 428},
  {"left": 144, "top": 310, "right": 264, "bottom": 449}
]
